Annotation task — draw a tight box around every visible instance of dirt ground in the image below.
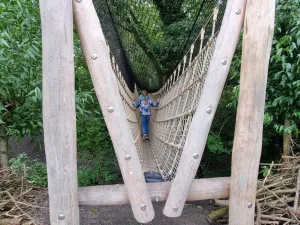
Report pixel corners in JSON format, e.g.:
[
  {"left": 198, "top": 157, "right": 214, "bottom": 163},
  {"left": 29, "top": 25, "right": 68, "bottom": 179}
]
[{"left": 30, "top": 192, "right": 223, "bottom": 225}]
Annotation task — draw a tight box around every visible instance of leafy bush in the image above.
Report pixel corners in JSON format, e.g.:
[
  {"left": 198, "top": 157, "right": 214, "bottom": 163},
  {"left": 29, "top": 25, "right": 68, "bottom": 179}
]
[
  {"left": 0, "top": 0, "right": 43, "bottom": 140},
  {"left": 77, "top": 165, "right": 119, "bottom": 186},
  {"left": 74, "top": 31, "right": 120, "bottom": 186},
  {"left": 228, "top": 0, "right": 300, "bottom": 139},
  {"left": 77, "top": 116, "right": 120, "bottom": 186},
  {"left": 207, "top": 134, "right": 231, "bottom": 155},
  {"left": 77, "top": 167, "right": 99, "bottom": 187},
  {"left": 199, "top": 0, "right": 300, "bottom": 178},
  {"left": 196, "top": 86, "right": 236, "bottom": 178},
  {"left": 9, "top": 153, "right": 47, "bottom": 187},
  {"left": 9, "top": 151, "right": 120, "bottom": 188},
  {"left": 102, "top": 167, "right": 119, "bottom": 184}
]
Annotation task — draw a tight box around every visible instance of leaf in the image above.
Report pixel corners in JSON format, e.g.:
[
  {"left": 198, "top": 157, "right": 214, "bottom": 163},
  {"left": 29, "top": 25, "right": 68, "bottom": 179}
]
[
  {"left": 285, "top": 63, "right": 292, "bottom": 72},
  {"left": 0, "top": 38, "right": 9, "bottom": 47},
  {"left": 0, "top": 55, "right": 7, "bottom": 61},
  {"left": 27, "top": 50, "right": 36, "bottom": 59},
  {"left": 277, "top": 27, "right": 282, "bottom": 33}
]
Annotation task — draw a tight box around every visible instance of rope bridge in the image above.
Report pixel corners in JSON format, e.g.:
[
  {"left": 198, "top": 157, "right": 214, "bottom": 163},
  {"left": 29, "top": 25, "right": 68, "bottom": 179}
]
[
  {"left": 40, "top": 0, "right": 275, "bottom": 223},
  {"left": 110, "top": 5, "right": 220, "bottom": 180},
  {"left": 110, "top": 57, "right": 158, "bottom": 172}
]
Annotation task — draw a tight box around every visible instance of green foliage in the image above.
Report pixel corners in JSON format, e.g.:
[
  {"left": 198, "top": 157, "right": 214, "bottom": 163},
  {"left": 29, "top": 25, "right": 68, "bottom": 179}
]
[
  {"left": 228, "top": 0, "right": 300, "bottom": 137},
  {"left": 260, "top": 165, "right": 274, "bottom": 178},
  {"left": 9, "top": 153, "right": 48, "bottom": 187},
  {"left": 25, "top": 161, "right": 47, "bottom": 187},
  {"left": 198, "top": 87, "right": 236, "bottom": 178},
  {"left": 209, "top": 87, "right": 237, "bottom": 152},
  {"left": 0, "top": 0, "right": 43, "bottom": 140},
  {"left": 77, "top": 116, "right": 120, "bottom": 186},
  {"left": 77, "top": 167, "right": 99, "bottom": 187},
  {"left": 1, "top": 0, "right": 119, "bottom": 185},
  {"left": 200, "top": 0, "right": 299, "bottom": 177},
  {"left": 77, "top": 165, "right": 119, "bottom": 186},
  {"left": 73, "top": 31, "right": 120, "bottom": 186},
  {"left": 0, "top": 1, "right": 98, "bottom": 139},
  {"left": 264, "top": 0, "right": 300, "bottom": 136},
  {"left": 207, "top": 134, "right": 231, "bottom": 155},
  {"left": 104, "top": 0, "right": 221, "bottom": 91},
  {"left": 9, "top": 151, "right": 119, "bottom": 188},
  {"left": 102, "top": 167, "right": 119, "bottom": 184}
]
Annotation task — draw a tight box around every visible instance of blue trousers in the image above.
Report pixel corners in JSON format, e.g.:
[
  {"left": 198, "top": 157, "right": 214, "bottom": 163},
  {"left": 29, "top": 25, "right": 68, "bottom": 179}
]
[{"left": 141, "top": 115, "right": 150, "bottom": 136}]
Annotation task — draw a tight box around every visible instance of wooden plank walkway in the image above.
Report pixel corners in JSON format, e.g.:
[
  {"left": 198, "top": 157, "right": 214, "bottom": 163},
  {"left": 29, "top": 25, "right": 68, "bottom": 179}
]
[{"left": 141, "top": 140, "right": 158, "bottom": 173}]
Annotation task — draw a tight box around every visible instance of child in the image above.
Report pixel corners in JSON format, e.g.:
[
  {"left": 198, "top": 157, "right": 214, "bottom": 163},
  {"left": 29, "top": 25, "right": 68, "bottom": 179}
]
[{"left": 133, "top": 90, "right": 159, "bottom": 140}]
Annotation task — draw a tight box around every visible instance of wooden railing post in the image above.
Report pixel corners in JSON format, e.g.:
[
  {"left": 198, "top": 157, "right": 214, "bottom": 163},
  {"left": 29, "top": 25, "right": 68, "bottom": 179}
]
[
  {"left": 39, "top": 0, "right": 79, "bottom": 224},
  {"left": 73, "top": 0, "right": 154, "bottom": 223},
  {"left": 228, "top": 0, "right": 275, "bottom": 224},
  {"left": 163, "top": 0, "right": 247, "bottom": 217}
]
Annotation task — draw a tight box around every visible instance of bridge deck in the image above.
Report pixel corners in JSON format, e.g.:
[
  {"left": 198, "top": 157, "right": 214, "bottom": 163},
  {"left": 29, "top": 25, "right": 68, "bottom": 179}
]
[{"left": 141, "top": 140, "right": 158, "bottom": 173}]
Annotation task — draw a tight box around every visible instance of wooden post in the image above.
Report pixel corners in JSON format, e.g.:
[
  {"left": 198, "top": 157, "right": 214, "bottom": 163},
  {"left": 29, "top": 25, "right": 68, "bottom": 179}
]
[
  {"left": 73, "top": 0, "right": 154, "bottom": 223},
  {"left": 228, "top": 0, "right": 275, "bottom": 224},
  {"left": 163, "top": 0, "right": 247, "bottom": 217},
  {"left": 39, "top": 0, "right": 79, "bottom": 224}
]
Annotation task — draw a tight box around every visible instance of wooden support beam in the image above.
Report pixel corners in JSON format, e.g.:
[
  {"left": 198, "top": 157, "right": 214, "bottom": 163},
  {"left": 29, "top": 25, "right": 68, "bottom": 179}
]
[
  {"left": 163, "top": 0, "right": 247, "bottom": 217},
  {"left": 73, "top": 0, "right": 154, "bottom": 223},
  {"left": 78, "top": 177, "right": 230, "bottom": 206},
  {"left": 39, "top": 0, "right": 79, "bottom": 224},
  {"left": 228, "top": 0, "right": 275, "bottom": 224}
]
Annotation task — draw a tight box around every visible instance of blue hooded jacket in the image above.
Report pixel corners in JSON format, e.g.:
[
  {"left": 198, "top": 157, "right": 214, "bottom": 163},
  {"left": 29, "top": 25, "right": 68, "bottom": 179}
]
[{"left": 133, "top": 95, "right": 159, "bottom": 116}]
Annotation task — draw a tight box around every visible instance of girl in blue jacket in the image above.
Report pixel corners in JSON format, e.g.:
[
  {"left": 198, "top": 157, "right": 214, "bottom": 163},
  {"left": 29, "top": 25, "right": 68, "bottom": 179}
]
[{"left": 133, "top": 90, "right": 159, "bottom": 140}]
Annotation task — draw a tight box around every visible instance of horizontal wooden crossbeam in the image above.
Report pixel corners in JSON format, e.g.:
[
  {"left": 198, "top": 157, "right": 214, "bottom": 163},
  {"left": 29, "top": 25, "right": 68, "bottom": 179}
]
[{"left": 78, "top": 177, "right": 230, "bottom": 206}]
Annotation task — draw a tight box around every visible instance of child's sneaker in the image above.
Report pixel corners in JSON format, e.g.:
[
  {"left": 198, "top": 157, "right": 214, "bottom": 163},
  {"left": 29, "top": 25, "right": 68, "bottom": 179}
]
[{"left": 143, "top": 134, "right": 147, "bottom": 140}]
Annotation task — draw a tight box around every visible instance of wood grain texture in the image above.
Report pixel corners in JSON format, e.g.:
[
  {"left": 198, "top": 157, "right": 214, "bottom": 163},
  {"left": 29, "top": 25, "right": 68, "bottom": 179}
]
[
  {"left": 39, "top": 0, "right": 79, "bottom": 224},
  {"left": 163, "top": 0, "right": 247, "bottom": 217},
  {"left": 228, "top": 0, "right": 275, "bottom": 224},
  {"left": 73, "top": 0, "right": 154, "bottom": 223},
  {"left": 78, "top": 177, "right": 230, "bottom": 205}
]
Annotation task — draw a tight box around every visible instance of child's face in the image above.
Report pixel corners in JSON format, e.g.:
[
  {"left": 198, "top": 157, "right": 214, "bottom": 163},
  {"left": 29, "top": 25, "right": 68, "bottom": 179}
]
[{"left": 142, "top": 90, "right": 147, "bottom": 95}]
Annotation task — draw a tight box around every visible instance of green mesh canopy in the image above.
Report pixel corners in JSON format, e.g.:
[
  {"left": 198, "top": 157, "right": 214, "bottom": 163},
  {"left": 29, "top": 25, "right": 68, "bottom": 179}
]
[{"left": 93, "top": 0, "right": 226, "bottom": 92}]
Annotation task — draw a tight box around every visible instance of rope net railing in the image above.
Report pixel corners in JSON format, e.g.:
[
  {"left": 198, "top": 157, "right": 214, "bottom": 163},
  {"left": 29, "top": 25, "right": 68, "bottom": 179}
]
[
  {"left": 105, "top": 1, "right": 226, "bottom": 180},
  {"left": 149, "top": 4, "right": 221, "bottom": 180}
]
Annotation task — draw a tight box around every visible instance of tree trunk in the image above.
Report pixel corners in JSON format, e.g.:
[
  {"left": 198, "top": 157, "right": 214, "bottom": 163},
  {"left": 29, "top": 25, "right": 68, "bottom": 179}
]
[
  {"left": 283, "top": 118, "right": 291, "bottom": 158},
  {"left": 0, "top": 126, "right": 8, "bottom": 168}
]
